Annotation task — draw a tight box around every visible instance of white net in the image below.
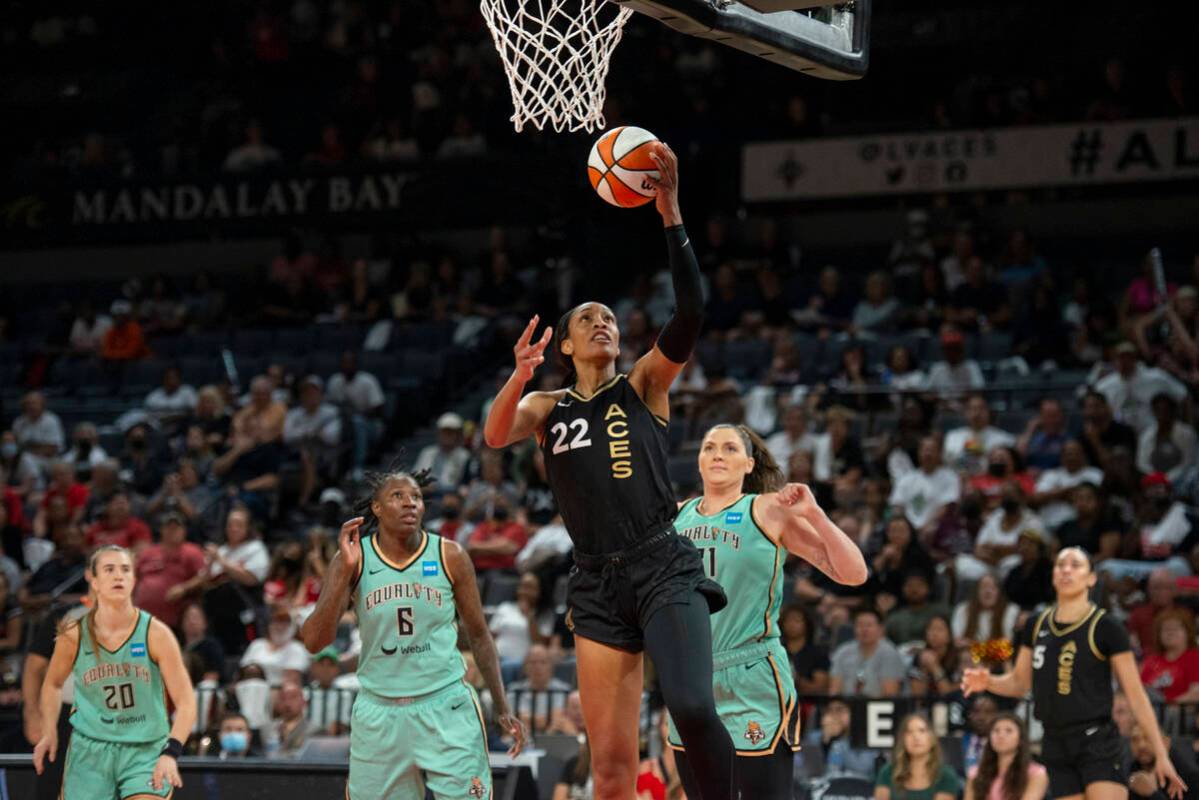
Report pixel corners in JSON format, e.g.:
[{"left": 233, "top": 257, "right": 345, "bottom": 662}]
[{"left": 480, "top": 0, "right": 634, "bottom": 133}]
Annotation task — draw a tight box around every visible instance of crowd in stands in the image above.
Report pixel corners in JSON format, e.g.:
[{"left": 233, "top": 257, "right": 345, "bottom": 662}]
[
  {"left": 3, "top": 206, "right": 1199, "bottom": 800},
  {"left": 5, "top": 0, "right": 1195, "bottom": 182}
]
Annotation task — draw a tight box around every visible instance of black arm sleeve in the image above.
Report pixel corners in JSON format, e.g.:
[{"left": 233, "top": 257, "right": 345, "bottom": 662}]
[{"left": 655, "top": 224, "right": 705, "bottom": 364}]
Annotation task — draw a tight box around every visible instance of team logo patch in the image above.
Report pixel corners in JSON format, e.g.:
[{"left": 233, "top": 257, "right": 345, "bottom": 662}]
[
  {"left": 564, "top": 608, "right": 575, "bottom": 632},
  {"left": 724, "top": 512, "right": 743, "bottom": 525},
  {"left": 468, "top": 776, "right": 486, "bottom": 797},
  {"left": 744, "top": 720, "right": 765, "bottom": 745},
  {"left": 130, "top": 643, "right": 147, "bottom": 657},
  {"left": 422, "top": 561, "right": 439, "bottom": 577}
]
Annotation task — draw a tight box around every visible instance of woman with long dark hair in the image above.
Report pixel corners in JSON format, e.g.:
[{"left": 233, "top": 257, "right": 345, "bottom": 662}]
[
  {"left": 666, "top": 423, "right": 866, "bottom": 797},
  {"left": 300, "top": 468, "right": 526, "bottom": 799},
  {"left": 965, "top": 713, "right": 1048, "bottom": 800},
  {"left": 483, "top": 145, "right": 739, "bottom": 799},
  {"left": 964, "top": 547, "right": 1187, "bottom": 800}
]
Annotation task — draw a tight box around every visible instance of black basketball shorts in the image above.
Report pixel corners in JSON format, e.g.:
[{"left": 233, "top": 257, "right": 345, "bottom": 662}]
[
  {"left": 566, "top": 527, "right": 727, "bottom": 652},
  {"left": 1040, "top": 721, "right": 1128, "bottom": 799}
]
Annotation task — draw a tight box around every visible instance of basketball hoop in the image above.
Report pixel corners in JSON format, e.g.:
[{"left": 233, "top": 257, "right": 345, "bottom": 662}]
[{"left": 480, "top": 0, "right": 633, "bottom": 133}]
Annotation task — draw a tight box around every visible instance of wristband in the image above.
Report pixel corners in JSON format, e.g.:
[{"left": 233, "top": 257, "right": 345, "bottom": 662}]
[{"left": 160, "top": 738, "right": 185, "bottom": 759}]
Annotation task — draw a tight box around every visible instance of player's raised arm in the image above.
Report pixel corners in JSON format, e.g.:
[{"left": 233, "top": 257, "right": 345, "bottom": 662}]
[
  {"left": 301, "top": 516, "right": 363, "bottom": 653},
  {"left": 753, "top": 484, "right": 868, "bottom": 586},
  {"left": 484, "top": 315, "right": 556, "bottom": 448},
  {"left": 443, "top": 540, "right": 527, "bottom": 757},
  {"left": 629, "top": 143, "right": 704, "bottom": 411}
]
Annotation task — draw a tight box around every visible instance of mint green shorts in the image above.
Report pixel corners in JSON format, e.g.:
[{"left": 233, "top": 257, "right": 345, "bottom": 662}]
[
  {"left": 62, "top": 729, "right": 172, "bottom": 800},
  {"left": 666, "top": 641, "right": 801, "bottom": 756},
  {"left": 348, "top": 681, "right": 492, "bottom": 800}
]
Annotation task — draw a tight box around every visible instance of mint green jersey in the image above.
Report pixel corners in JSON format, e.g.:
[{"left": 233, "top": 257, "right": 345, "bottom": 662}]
[
  {"left": 353, "top": 531, "right": 464, "bottom": 698},
  {"left": 70, "top": 609, "right": 169, "bottom": 744},
  {"left": 675, "top": 494, "right": 785, "bottom": 654}
]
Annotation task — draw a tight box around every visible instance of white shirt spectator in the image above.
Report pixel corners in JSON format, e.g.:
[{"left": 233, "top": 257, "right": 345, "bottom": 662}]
[
  {"left": 1137, "top": 422, "right": 1198, "bottom": 483},
  {"left": 224, "top": 142, "right": 281, "bottom": 172},
  {"left": 508, "top": 676, "right": 573, "bottom": 722},
  {"left": 1094, "top": 365, "right": 1188, "bottom": 432},
  {"left": 305, "top": 676, "right": 359, "bottom": 731},
  {"left": 978, "top": 508, "right": 1046, "bottom": 550},
  {"left": 489, "top": 602, "right": 533, "bottom": 665},
  {"left": 13, "top": 409, "right": 65, "bottom": 452},
  {"left": 950, "top": 601, "right": 1020, "bottom": 643},
  {"left": 283, "top": 404, "right": 342, "bottom": 448},
  {"left": 925, "top": 359, "right": 985, "bottom": 395},
  {"left": 1035, "top": 466, "right": 1105, "bottom": 530},
  {"left": 240, "top": 638, "right": 311, "bottom": 685},
  {"left": 809, "top": 433, "right": 835, "bottom": 482},
  {"left": 1141, "top": 502, "right": 1192, "bottom": 560},
  {"left": 326, "top": 372, "right": 385, "bottom": 415},
  {"left": 765, "top": 430, "right": 821, "bottom": 472},
  {"left": 413, "top": 445, "right": 471, "bottom": 491},
  {"left": 210, "top": 539, "right": 270, "bottom": 582},
  {"left": 69, "top": 314, "right": 112, "bottom": 354},
  {"left": 943, "top": 426, "right": 1015, "bottom": 475},
  {"left": 62, "top": 444, "right": 110, "bottom": 470},
  {"left": 144, "top": 384, "right": 198, "bottom": 419},
  {"left": 888, "top": 466, "right": 961, "bottom": 530},
  {"left": 515, "top": 520, "right": 574, "bottom": 573}
]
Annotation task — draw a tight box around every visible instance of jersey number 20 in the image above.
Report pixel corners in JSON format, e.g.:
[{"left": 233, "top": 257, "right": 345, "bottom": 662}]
[
  {"left": 550, "top": 420, "right": 592, "bottom": 454},
  {"left": 103, "top": 683, "right": 136, "bottom": 710}
]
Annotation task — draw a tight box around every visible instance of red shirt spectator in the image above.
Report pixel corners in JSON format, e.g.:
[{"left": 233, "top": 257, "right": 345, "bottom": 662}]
[
  {"left": 41, "top": 461, "right": 89, "bottom": 519},
  {"left": 466, "top": 515, "right": 528, "bottom": 572},
  {"left": 1139, "top": 610, "right": 1199, "bottom": 702},
  {"left": 133, "top": 514, "right": 206, "bottom": 627},
  {"left": 85, "top": 493, "right": 152, "bottom": 551},
  {"left": 2, "top": 487, "right": 26, "bottom": 531},
  {"left": 101, "top": 301, "right": 149, "bottom": 361},
  {"left": 1128, "top": 568, "right": 1195, "bottom": 656}
]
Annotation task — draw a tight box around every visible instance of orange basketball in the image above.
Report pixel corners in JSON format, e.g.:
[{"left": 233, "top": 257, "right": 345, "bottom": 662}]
[{"left": 587, "top": 126, "right": 661, "bottom": 207}]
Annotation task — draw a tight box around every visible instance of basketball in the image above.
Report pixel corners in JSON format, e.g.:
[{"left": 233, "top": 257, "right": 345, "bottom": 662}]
[{"left": 587, "top": 126, "right": 661, "bottom": 208}]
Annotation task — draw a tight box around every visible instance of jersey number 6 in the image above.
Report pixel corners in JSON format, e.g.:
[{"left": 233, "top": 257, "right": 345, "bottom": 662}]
[
  {"left": 550, "top": 420, "right": 592, "bottom": 455},
  {"left": 397, "top": 607, "right": 415, "bottom": 637}
]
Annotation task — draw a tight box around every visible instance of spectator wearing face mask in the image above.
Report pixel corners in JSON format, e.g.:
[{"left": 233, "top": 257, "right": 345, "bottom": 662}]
[
  {"left": 955, "top": 481, "right": 1046, "bottom": 583},
  {"left": 465, "top": 497, "right": 528, "bottom": 575},
  {"left": 61, "top": 423, "right": 108, "bottom": 473},
  {"left": 214, "top": 712, "right": 256, "bottom": 758},
  {"left": 241, "top": 608, "right": 311, "bottom": 686},
  {"left": 967, "top": 446, "right": 1036, "bottom": 509}
]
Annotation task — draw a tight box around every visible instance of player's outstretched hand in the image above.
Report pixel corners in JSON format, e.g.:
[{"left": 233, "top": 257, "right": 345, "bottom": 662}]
[
  {"left": 1157, "top": 753, "right": 1188, "bottom": 800},
  {"left": 961, "top": 667, "right": 990, "bottom": 697},
  {"left": 338, "top": 516, "right": 365, "bottom": 575},
  {"left": 32, "top": 733, "right": 57, "bottom": 774},
  {"left": 513, "top": 315, "right": 552, "bottom": 382},
  {"left": 499, "top": 712, "right": 528, "bottom": 758},
  {"left": 152, "top": 754, "right": 184, "bottom": 790},
  {"left": 648, "top": 142, "right": 680, "bottom": 218}
]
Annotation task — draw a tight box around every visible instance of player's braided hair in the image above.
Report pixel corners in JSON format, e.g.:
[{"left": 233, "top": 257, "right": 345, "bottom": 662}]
[
  {"left": 704, "top": 424, "right": 786, "bottom": 494},
  {"left": 350, "top": 461, "right": 435, "bottom": 536},
  {"left": 553, "top": 305, "right": 581, "bottom": 388}
]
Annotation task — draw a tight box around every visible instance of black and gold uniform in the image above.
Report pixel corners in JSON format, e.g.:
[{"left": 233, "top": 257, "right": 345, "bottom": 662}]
[
  {"left": 1022, "top": 604, "right": 1131, "bottom": 798},
  {"left": 542, "top": 373, "right": 724, "bottom": 651}
]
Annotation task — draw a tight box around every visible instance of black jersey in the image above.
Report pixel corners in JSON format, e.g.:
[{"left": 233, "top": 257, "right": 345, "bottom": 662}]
[
  {"left": 541, "top": 374, "right": 676, "bottom": 555},
  {"left": 1021, "top": 604, "right": 1131, "bottom": 734}
]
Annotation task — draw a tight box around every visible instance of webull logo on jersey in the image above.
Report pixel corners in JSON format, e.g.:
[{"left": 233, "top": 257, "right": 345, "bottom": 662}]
[
  {"left": 81, "top": 662, "right": 153, "bottom": 686},
  {"left": 130, "top": 643, "right": 147, "bottom": 657},
  {"left": 363, "top": 581, "right": 445, "bottom": 611},
  {"left": 421, "top": 561, "right": 439, "bottom": 577}
]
